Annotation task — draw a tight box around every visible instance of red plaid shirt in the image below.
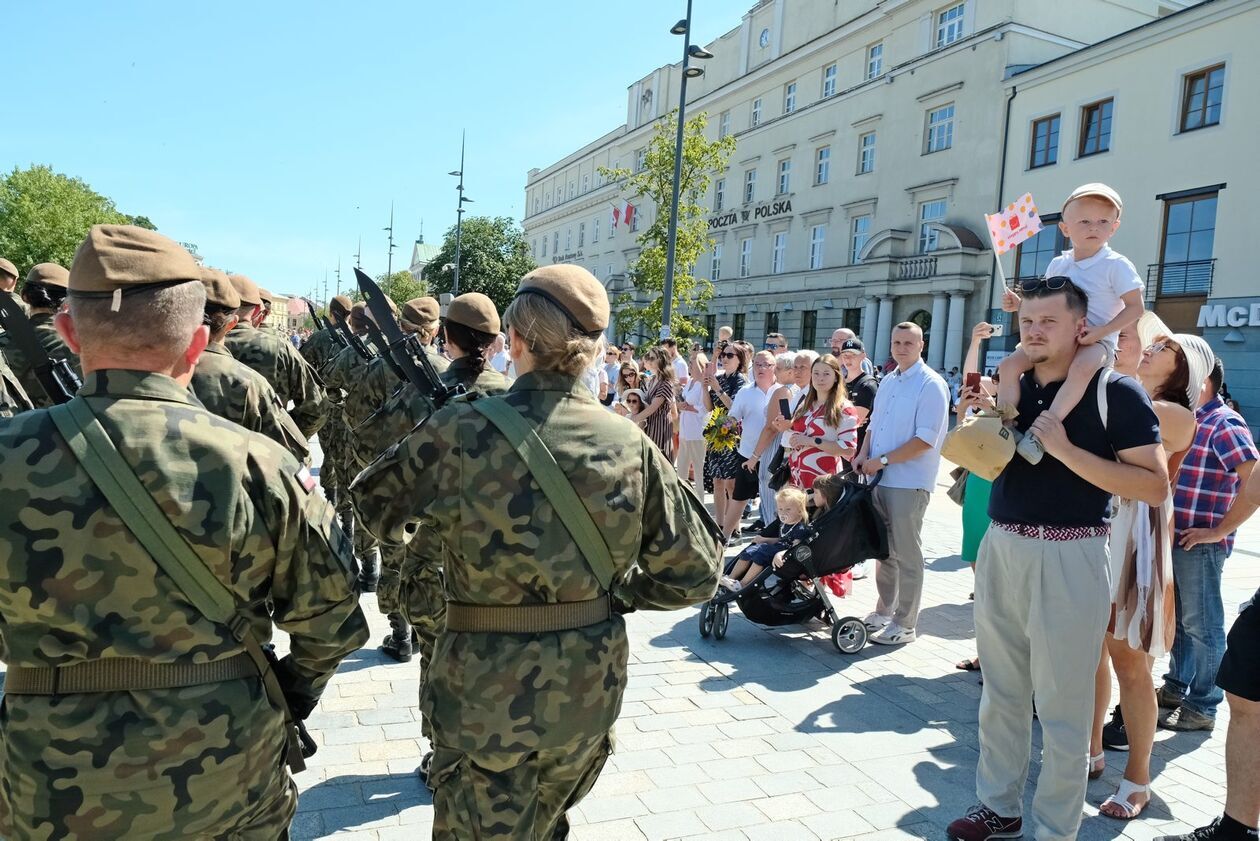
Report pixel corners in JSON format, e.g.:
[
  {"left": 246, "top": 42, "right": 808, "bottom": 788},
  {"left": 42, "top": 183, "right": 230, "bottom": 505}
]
[{"left": 1173, "top": 396, "right": 1259, "bottom": 554}]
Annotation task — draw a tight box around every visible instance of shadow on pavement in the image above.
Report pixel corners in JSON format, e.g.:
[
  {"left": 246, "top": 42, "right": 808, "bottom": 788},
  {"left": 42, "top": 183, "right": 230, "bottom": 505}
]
[{"left": 294, "top": 772, "right": 430, "bottom": 839}]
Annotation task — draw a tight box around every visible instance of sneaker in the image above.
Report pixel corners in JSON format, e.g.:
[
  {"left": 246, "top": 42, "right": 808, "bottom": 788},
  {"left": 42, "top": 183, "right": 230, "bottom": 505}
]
[
  {"left": 741, "top": 519, "right": 765, "bottom": 534},
  {"left": 1102, "top": 704, "right": 1129, "bottom": 751},
  {"left": 1160, "top": 706, "right": 1216, "bottom": 732},
  {"left": 1157, "top": 685, "right": 1183, "bottom": 710},
  {"left": 719, "top": 576, "right": 740, "bottom": 591},
  {"left": 1016, "top": 430, "right": 1045, "bottom": 464},
  {"left": 863, "top": 611, "right": 891, "bottom": 631},
  {"left": 1155, "top": 817, "right": 1247, "bottom": 841},
  {"left": 851, "top": 560, "right": 869, "bottom": 580},
  {"left": 946, "top": 805, "right": 1023, "bottom": 841},
  {"left": 870, "top": 622, "right": 916, "bottom": 645}
]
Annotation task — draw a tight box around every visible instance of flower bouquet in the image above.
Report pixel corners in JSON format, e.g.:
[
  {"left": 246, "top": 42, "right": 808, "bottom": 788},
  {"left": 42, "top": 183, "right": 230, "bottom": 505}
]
[{"left": 703, "top": 408, "right": 741, "bottom": 453}]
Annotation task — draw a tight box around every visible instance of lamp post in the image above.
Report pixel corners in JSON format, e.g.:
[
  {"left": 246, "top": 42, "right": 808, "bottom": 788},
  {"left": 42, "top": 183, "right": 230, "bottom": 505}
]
[
  {"left": 660, "top": 0, "right": 713, "bottom": 340},
  {"left": 384, "top": 201, "right": 397, "bottom": 278},
  {"left": 449, "top": 131, "right": 474, "bottom": 296}
]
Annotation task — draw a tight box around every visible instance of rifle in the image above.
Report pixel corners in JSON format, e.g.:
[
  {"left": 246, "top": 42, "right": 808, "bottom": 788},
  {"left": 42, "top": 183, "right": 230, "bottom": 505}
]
[
  {"left": 302, "top": 297, "right": 346, "bottom": 350},
  {"left": 0, "top": 293, "right": 81, "bottom": 404},
  {"left": 353, "top": 268, "right": 463, "bottom": 409},
  {"left": 333, "top": 310, "right": 374, "bottom": 362},
  {"left": 359, "top": 314, "right": 409, "bottom": 384}
]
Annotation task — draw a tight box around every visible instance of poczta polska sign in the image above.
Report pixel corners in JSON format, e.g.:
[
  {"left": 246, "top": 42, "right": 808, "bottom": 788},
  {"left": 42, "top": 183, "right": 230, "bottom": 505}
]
[{"left": 708, "top": 199, "right": 793, "bottom": 230}]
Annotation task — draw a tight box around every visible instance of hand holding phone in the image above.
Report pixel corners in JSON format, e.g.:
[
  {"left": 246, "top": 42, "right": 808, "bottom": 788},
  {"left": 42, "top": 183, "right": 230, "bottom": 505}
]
[
  {"left": 778, "top": 397, "right": 791, "bottom": 419},
  {"left": 965, "top": 372, "right": 981, "bottom": 390}
]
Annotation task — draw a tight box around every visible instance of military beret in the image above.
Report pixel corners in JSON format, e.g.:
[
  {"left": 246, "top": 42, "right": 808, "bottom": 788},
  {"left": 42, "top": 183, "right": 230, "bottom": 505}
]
[
  {"left": 330, "top": 294, "right": 353, "bottom": 317},
  {"left": 401, "top": 296, "right": 440, "bottom": 328},
  {"left": 68, "top": 225, "right": 201, "bottom": 310},
  {"left": 199, "top": 267, "right": 240, "bottom": 310},
  {"left": 364, "top": 295, "right": 399, "bottom": 326},
  {"left": 0, "top": 257, "right": 17, "bottom": 280},
  {"left": 515, "top": 264, "right": 609, "bottom": 337},
  {"left": 26, "top": 262, "right": 70, "bottom": 289},
  {"left": 349, "top": 301, "right": 369, "bottom": 328},
  {"left": 257, "top": 287, "right": 274, "bottom": 305},
  {"left": 228, "top": 274, "right": 262, "bottom": 307},
  {"left": 446, "top": 292, "right": 500, "bottom": 335}
]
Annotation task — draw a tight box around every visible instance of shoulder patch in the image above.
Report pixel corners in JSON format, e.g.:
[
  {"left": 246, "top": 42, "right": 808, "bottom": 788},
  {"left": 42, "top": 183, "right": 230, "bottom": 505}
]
[{"left": 296, "top": 465, "right": 317, "bottom": 492}]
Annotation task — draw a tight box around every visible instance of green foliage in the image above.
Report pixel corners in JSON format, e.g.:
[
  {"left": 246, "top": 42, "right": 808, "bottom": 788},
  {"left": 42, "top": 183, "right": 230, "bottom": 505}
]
[
  {"left": 0, "top": 165, "right": 155, "bottom": 273},
  {"left": 425, "top": 215, "right": 536, "bottom": 314},
  {"left": 600, "top": 111, "right": 736, "bottom": 341}
]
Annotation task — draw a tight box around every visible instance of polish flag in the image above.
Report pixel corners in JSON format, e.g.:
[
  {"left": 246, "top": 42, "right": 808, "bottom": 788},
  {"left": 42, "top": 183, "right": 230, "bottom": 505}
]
[
  {"left": 622, "top": 202, "right": 636, "bottom": 229},
  {"left": 611, "top": 205, "right": 621, "bottom": 229}
]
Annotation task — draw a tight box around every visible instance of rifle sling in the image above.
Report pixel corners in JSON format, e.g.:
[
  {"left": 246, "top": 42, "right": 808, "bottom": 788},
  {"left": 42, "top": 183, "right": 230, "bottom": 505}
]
[{"left": 47, "top": 399, "right": 306, "bottom": 772}]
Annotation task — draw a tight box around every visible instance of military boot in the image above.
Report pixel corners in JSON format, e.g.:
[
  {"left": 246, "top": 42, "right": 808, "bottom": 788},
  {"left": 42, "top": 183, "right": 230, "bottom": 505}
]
[
  {"left": 338, "top": 510, "right": 361, "bottom": 581},
  {"left": 357, "top": 547, "right": 380, "bottom": 593},
  {"left": 379, "top": 613, "right": 413, "bottom": 662}
]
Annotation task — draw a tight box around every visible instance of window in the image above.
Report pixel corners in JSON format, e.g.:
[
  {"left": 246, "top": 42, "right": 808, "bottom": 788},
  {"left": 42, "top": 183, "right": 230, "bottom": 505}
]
[
  {"left": 704, "top": 315, "right": 717, "bottom": 344},
  {"left": 582, "top": 174, "right": 589, "bottom": 193},
  {"left": 851, "top": 215, "right": 871, "bottom": 263},
  {"left": 545, "top": 193, "right": 551, "bottom": 209},
  {"left": 732, "top": 313, "right": 746, "bottom": 342},
  {"left": 629, "top": 209, "right": 640, "bottom": 233},
  {"left": 1012, "top": 218, "right": 1067, "bottom": 281},
  {"left": 531, "top": 238, "right": 537, "bottom": 259},
  {"left": 1158, "top": 194, "right": 1218, "bottom": 292},
  {"left": 809, "top": 225, "right": 825, "bottom": 270},
  {"left": 578, "top": 222, "right": 585, "bottom": 248},
  {"left": 751, "top": 98, "right": 763, "bottom": 127},
  {"left": 919, "top": 199, "right": 947, "bottom": 252},
  {"left": 710, "top": 242, "right": 723, "bottom": 280},
  {"left": 739, "top": 238, "right": 753, "bottom": 277},
  {"left": 565, "top": 228, "right": 571, "bottom": 251},
  {"left": 866, "top": 43, "right": 884, "bottom": 80},
  {"left": 552, "top": 232, "right": 559, "bottom": 254},
  {"left": 1078, "top": 99, "right": 1113, "bottom": 157},
  {"left": 823, "top": 64, "right": 837, "bottom": 98},
  {"left": 541, "top": 236, "right": 548, "bottom": 257},
  {"left": 858, "top": 132, "right": 876, "bottom": 174},
  {"left": 777, "top": 159, "right": 791, "bottom": 195},
  {"left": 843, "top": 308, "right": 862, "bottom": 334},
  {"left": 593, "top": 217, "right": 600, "bottom": 242},
  {"left": 1181, "top": 64, "right": 1225, "bottom": 132},
  {"left": 935, "top": 3, "right": 966, "bottom": 47},
  {"left": 772, "top": 232, "right": 787, "bottom": 274},
  {"left": 1029, "top": 114, "right": 1060, "bottom": 168},
  {"left": 635, "top": 148, "right": 647, "bottom": 172},
  {"left": 744, "top": 169, "right": 757, "bottom": 204},
  {"left": 568, "top": 183, "right": 575, "bottom": 199},
  {"left": 815, "top": 146, "right": 830, "bottom": 185},
  {"left": 926, "top": 104, "right": 955, "bottom": 153},
  {"left": 784, "top": 82, "right": 797, "bottom": 114},
  {"left": 534, "top": 197, "right": 540, "bottom": 213},
  {"left": 765, "top": 312, "right": 779, "bottom": 336},
  {"left": 801, "top": 310, "right": 817, "bottom": 352},
  {"left": 714, "top": 178, "right": 726, "bottom": 211},
  {"left": 719, "top": 110, "right": 731, "bottom": 139}
]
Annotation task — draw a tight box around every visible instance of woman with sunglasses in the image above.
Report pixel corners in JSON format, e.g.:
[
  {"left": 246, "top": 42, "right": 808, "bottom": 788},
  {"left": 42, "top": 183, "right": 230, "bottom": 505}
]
[
  {"left": 1088, "top": 319, "right": 1209, "bottom": 820},
  {"left": 702, "top": 342, "right": 751, "bottom": 536},
  {"left": 614, "top": 363, "right": 641, "bottom": 404},
  {"left": 615, "top": 388, "right": 648, "bottom": 427}
]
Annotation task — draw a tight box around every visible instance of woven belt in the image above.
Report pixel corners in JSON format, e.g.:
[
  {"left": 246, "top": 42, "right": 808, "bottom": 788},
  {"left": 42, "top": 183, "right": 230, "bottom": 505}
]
[
  {"left": 2, "top": 651, "right": 257, "bottom": 695},
  {"left": 445, "top": 596, "right": 612, "bottom": 634},
  {"left": 993, "top": 521, "right": 1110, "bottom": 542}
]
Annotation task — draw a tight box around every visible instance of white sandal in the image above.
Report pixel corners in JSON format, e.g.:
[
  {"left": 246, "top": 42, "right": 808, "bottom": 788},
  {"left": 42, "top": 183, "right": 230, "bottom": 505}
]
[
  {"left": 1100, "top": 779, "right": 1150, "bottom": 820},
  {"left": 1088, "top": 752, "right": 1105, "bottom": 780}
]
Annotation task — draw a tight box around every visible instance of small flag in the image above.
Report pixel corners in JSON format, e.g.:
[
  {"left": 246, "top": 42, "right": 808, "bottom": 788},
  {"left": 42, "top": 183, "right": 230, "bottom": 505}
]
[
  {"left": 611, "top": 205, "right": 621, "bottom": 230},
  {"left": 623, "top": 202, "right": 636, "bottom": 229},
  {"left": 296, "top": 466, "right": 317, "bottom": 493},
  {"left": 984, "top": 192, "right": 1043, "bottom": 256}
]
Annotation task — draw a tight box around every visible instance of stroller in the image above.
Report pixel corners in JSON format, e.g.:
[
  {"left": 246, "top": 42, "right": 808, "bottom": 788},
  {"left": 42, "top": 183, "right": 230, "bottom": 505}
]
[{"left": 698, "top": 472, "right": 889, "bottom": 654}]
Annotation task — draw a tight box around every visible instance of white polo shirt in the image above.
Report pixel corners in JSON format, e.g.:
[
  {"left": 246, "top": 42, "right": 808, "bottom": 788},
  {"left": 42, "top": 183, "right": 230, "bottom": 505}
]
[
  {"left": 865, "top": 359, "right": 949, "bottom": 491},
  {"left": 1044, "top": 245, "right": 1143, "bottom": 332},
  {"left": 729, "top": 381, "right": 776, "bottom": 459}
]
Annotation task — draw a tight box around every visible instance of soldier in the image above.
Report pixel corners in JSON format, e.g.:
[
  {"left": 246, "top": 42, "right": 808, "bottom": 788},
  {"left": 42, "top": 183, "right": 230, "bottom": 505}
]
[
  {"left": 0, "top": 256, "right": 17, "bottom": 295},
  {"left": 223, "top": 273, "right": 328, "bottom": 440},
  {"left": 190, "top": 266, "right": 311, "bottom": 463},
  {"left": 299, "top": 294, "right": 352, "bottom": 371},
  {"left": 0, "top": 224, "right": 369, "bottom": 839},
  {"left": 257, "top": 286, "right": 276, "bottom": 331},
  {"left": 353, "top": 265, "right": 722, "bottom": 838},
  {"left": 0, "top": 263, "right": 82, "bottom": 407},
  {"left": 0, "top": 351, "right": 32, "bottom": 417},
  {"left": 300, "top": 294, "right": 353, "bottom": 511}
]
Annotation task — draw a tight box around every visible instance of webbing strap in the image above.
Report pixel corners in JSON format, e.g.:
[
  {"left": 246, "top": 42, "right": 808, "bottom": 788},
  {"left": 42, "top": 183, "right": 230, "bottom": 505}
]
[
  {"left": 4, "top": 651, "right": 256, "bottom": 695},
  {"left": 47, "top": 399, "right": 306, "bottom": 772},
  {"left": 469, "top": 397, "right": 616, "bottom": 593},
  {"left": 445, "top": 597, "right": 611, "bottom": 634}
]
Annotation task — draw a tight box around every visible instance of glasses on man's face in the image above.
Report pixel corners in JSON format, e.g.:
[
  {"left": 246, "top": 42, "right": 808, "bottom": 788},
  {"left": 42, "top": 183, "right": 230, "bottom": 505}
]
[
  {"left": 1019, "top": 275, "right": 1071, "bottom": 294},
  {"left": 764, "top": 343, "right": 786, "bottom": 351}
]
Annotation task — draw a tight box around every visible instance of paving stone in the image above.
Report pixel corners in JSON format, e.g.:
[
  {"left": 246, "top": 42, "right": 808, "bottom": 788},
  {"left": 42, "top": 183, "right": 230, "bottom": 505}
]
[{"left": 634, "top": 808, "right": 709, "bottom": 841}]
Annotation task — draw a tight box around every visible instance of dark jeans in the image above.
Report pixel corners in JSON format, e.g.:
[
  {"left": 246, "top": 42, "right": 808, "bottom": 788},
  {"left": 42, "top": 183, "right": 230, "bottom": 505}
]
[{"left": 1163, "top": 542, "right": 1228, "bottom": 718}]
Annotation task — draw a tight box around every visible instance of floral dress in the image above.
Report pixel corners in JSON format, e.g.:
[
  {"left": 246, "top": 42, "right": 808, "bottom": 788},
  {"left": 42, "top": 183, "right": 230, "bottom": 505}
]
[
  {"left": 788, "top": 403, "right": 859, "bottom": 489},
  {"left": 704, "top": 373, "right": 748, "bottom": 485}
]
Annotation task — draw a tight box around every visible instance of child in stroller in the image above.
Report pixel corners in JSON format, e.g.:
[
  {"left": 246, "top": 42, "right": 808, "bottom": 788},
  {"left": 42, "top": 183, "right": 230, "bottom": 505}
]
[{"left": 720, "top": 486, "right": 810, "bottom": 592}]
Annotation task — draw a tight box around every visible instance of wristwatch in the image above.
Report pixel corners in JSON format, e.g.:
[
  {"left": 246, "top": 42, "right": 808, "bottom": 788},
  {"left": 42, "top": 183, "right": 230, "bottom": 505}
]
[
  {"left": 879, "top": 455, "right": 890, "bottom": 466},
  {"left": 813, "top": 437, "right": 823, "bottom": 446}
]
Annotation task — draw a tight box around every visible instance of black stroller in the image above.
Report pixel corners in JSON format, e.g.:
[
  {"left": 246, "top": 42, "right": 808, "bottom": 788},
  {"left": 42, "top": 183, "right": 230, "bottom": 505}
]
[{"left": 698, "top": 472, "right": 888, "bottom": 654}]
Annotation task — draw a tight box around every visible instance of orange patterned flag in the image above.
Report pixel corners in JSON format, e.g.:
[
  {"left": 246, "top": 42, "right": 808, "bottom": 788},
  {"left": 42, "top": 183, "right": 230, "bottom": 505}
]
[{"left": 985, "top": 193, "right": 1043, "bottom": 256}]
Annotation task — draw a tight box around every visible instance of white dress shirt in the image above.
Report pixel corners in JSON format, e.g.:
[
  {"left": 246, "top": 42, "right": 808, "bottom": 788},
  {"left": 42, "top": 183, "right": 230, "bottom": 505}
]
[
  {"left": 865, "top": 359, "right": 949, "bottom": 490},
  {"left": 729, "top": 381, "right": 776, "bottom": 459}
]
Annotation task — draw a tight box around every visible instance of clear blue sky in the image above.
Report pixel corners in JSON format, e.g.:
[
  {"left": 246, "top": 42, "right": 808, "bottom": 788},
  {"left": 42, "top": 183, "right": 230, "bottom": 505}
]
[{"left": 3, "top": 1, "right": 751, "bottom": 300}]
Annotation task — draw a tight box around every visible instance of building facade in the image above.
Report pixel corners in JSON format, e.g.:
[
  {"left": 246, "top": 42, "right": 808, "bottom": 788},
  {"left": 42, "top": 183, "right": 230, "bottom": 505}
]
[
  {"left": 522, "top": 0, "right": 1182, "bottom": 370},
  {"left": 998, "top": 0, "right": 1257, "bottom": 423}
]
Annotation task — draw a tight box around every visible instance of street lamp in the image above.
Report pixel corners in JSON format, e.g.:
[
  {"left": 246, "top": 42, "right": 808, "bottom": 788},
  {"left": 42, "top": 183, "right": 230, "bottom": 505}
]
[
  {"left": 660, "top": 1, "right": 713, "bottom": 340},
  {"left": 449, "top": 132, "right": 474, "bottom": 296}
]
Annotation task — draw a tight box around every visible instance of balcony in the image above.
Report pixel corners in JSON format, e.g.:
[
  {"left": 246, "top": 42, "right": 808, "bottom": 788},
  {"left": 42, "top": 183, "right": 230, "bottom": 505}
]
[
  {"left": 898, "top": 256, "right": 937, "bottom": 280},
  {"left": 1146, "top": 259, "right": 1215, "bottom": 303}
]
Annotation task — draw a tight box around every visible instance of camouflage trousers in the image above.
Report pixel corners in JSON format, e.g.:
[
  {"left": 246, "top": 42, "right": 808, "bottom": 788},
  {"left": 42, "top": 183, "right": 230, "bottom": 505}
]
[
  {"left": 429, "top": 732, "right": 612, "bottom": 841},
  {"left": 400, "top": 563, "right": 445, "bottom": 742},
  {"left": 376, "top": 544, "right": 406, "bottom": 614}
]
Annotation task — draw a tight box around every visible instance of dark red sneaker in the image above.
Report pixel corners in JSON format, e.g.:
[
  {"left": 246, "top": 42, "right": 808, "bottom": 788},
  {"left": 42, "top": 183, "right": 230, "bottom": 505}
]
[{"left": 947, "top": 805, "right": 1023, "bottom": 841}]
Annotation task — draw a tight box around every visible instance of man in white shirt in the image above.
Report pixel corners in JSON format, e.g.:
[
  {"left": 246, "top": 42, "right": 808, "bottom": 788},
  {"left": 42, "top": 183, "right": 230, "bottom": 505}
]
[
  {"left": 489, "top": 332, "right": 511, "bottom": 374},
  {"left": 722, "top": 350, "right": 777, "bottom": 539},
  {"left": 660, "top": 337, "right": 689, "bottom": 387},
  {"left": 853, "top": 322, "right": 950, "bottom": 645}
]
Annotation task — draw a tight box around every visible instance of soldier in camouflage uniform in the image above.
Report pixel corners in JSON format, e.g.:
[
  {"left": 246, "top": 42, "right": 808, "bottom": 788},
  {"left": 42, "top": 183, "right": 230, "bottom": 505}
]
[
  {"left": 0, "top": 350, "right": 32, "bottom": 417},
  {"left": 0, "top": 263, "right": 82, "bottom": 408},
  {"left": 0, "top": 224, "right": 369, "bottom": 840},
  {"left": 353, "top": 265, "right": 722, "bottom": 838},
  {"left": 0, "top": 256, "right": 17, "bottom": 293},
  {"left": 223, "top": 273, "right": 328, "bottom": 440},
  {"left": 190, "top": 267, "right": 311, "bottom": 463},
  {"left": 299, "top": 295, "right": 354, "bottom": 512}
]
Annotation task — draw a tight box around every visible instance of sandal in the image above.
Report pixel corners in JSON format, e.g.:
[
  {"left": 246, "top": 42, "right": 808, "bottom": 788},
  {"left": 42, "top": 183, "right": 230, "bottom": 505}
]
[
  {"left": 1099, "top": 779, "right": 1150, "bottom": 820},
  {"left": 1088, "top": 752, "right": 1106, "bottom": 780},
  {"left": 955, "top": 657, "right": 981, "bottom": 672}
]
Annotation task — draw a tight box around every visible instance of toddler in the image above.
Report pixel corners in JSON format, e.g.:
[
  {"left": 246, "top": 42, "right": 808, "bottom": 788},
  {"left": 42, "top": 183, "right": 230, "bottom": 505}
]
[
  {"left": 720, "top": 486, "right": 810, "bottom": 591},
  {"left": 997, "top": 183, "right": 1145, "bottom": 463}
]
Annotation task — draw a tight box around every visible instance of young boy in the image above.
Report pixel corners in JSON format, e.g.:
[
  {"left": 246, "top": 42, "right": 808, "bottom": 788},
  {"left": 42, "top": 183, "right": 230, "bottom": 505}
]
[{"left": 997, "top": 182, "right": 1145, "bottom": 463}]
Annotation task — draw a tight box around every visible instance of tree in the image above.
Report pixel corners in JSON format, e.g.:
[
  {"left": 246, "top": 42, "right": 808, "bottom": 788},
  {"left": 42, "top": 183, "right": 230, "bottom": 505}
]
[
  {"left": 0, "top": 165, "right": 155, "bottom": 272},
  {"left": 600, "top": 111, "right": 736, "bottom": 341},
  {"left": 425, "top": 215, "right": 536, "bottom": 315},
  {"left": 349, "top": 270, "right": 429, "bottom": 312}
]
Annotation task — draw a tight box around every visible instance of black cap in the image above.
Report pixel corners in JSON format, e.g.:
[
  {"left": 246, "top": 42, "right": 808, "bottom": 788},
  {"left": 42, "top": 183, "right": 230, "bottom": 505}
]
[{"left": 839, "top": 338, "right": 865, "bottom": 353}]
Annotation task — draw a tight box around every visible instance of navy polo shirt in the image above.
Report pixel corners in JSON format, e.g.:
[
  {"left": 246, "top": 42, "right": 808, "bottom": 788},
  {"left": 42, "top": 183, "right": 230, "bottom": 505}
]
[{"left": 989, "top": 369, "right": 1161, "bottom": 527}]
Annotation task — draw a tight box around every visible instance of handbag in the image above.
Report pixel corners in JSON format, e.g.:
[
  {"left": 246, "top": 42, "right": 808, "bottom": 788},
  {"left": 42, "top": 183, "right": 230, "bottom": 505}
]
[
  {"left": 941, "top": 410, "right": 1016, "bottom": 481},
  {"left": 946, "top": 466, "right": 969, "bottom": 506},
  {"left": 767, "top": 445, "right": 792, "bottom": 491}
]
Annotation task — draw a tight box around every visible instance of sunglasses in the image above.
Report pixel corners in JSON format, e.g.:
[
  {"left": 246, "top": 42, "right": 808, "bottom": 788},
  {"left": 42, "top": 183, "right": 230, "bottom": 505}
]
[
  {"left": 764, "top": 343, "right": 786, "bottom": 350},
  {"left": 720, "top": 352, "right": 737, "bottom": 359},
  {"left": 1145, "top": 341, "right": 1172, "bottom": 354},
  {"left": 1019, "top": 275, "right": 1072, "bottom": 294}
]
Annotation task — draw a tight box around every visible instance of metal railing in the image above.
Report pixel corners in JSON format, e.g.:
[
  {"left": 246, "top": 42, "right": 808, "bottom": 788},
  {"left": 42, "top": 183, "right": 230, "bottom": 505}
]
[
  {"left": 898, "top": 256, "right": 937, "bottom": 280},
  {"left": 1146, "top": 259, "right": 1215, "bottom": 301}
]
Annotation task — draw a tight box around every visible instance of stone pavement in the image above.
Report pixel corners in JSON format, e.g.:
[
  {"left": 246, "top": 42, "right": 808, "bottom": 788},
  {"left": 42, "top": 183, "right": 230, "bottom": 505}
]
[{"left": 284, "top": 460, "right": 1259, "bottom": 841}]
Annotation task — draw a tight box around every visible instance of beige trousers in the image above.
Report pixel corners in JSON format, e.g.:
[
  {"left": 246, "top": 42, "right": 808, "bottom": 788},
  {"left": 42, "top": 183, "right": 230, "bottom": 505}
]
[
  {"left": 873, "top": 486, "right": 930, "bottom": 630},
  {"left": 676, "top": 438, "right": 706, "bottom": 500},
  {"left": 974, "top": 525, "right": 1111, "bottom": 841}
]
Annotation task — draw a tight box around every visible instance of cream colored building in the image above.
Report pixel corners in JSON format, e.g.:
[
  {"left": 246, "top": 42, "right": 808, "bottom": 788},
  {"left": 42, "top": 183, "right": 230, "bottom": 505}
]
[
  {"left": 998, "top": 0, "right": 1258, "bottom": 422},
  {"left": 523, "top": 0, "right": 1184, "bottom": 370}
]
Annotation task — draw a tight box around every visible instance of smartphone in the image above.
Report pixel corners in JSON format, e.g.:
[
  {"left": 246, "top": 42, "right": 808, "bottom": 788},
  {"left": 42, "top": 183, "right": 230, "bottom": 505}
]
[
  {"left": 778, "top": 398, "right": 791, "bottom": 419},
  {"left": 989, "top": 324, "right": 1004, "bottom": 337},
  {"left": 965, "top": 372, "right": 981, "bottom": 390},
  {"left": 705, "top": 361, "right": 717, "bottom": 378}
]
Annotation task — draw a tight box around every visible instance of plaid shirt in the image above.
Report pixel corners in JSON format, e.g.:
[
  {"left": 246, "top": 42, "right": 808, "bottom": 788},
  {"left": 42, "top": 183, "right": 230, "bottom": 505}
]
[{"left": 1173, "top": 396, "right": 1259, "bottom": 554}]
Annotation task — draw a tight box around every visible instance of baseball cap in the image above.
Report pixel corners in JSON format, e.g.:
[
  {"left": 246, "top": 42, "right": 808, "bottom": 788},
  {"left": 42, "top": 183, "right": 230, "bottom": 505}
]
[{"left": 838, "top": 338, "right": 865, "bottom": 354}]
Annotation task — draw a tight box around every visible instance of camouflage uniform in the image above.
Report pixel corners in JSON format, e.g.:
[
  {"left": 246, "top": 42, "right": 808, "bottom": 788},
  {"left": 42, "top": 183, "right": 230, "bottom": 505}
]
[
  {"left": 0, "top": 311, "right": 82, "bottom": 408},
  {"left": 224, "top": 321, "right": 327, "bottom": 440},
  {"left": 0, "top": 370, "right": 370, "bottom": 840},
  {"left": 0, "top": 351, "right": 33, "bottom": 417},
  {"left": 191, "top": 342, "right": 311, "bottom": 463},
  {"left": 353, "top": 370, "right": 722, "bottom": 838},
  {"left": 296, "top": 324, "right": 346, "bottom": 498},
  {"left": 297, "top": 324, "right": 339, "bottom": 371}
]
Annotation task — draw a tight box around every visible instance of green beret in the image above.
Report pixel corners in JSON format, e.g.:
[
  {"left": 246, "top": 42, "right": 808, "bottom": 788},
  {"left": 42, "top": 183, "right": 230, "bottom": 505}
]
[
  {"left": 199, "top": 267, "right": 240, "bottom": 310},
  {"left": 68, "top": 225, "right": 201, "bottom": 311},
  {"left": 446, "top": 292, "right": 500, "bottom": 335},
  {"left": 515, "top": 264, "right": 608, "bottom": 337},
  {"left": 228, "top": 274, "right": 262, "bottom": 307},
  {"left": 26, "top": 262, "right": 70, "bottom": 289}
]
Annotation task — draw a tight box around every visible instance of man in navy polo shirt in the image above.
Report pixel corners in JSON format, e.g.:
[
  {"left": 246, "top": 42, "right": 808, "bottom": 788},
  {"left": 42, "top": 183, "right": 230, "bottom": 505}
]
[{"left": 949, "top": 277, "right": 1168, "bottom": 841}]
